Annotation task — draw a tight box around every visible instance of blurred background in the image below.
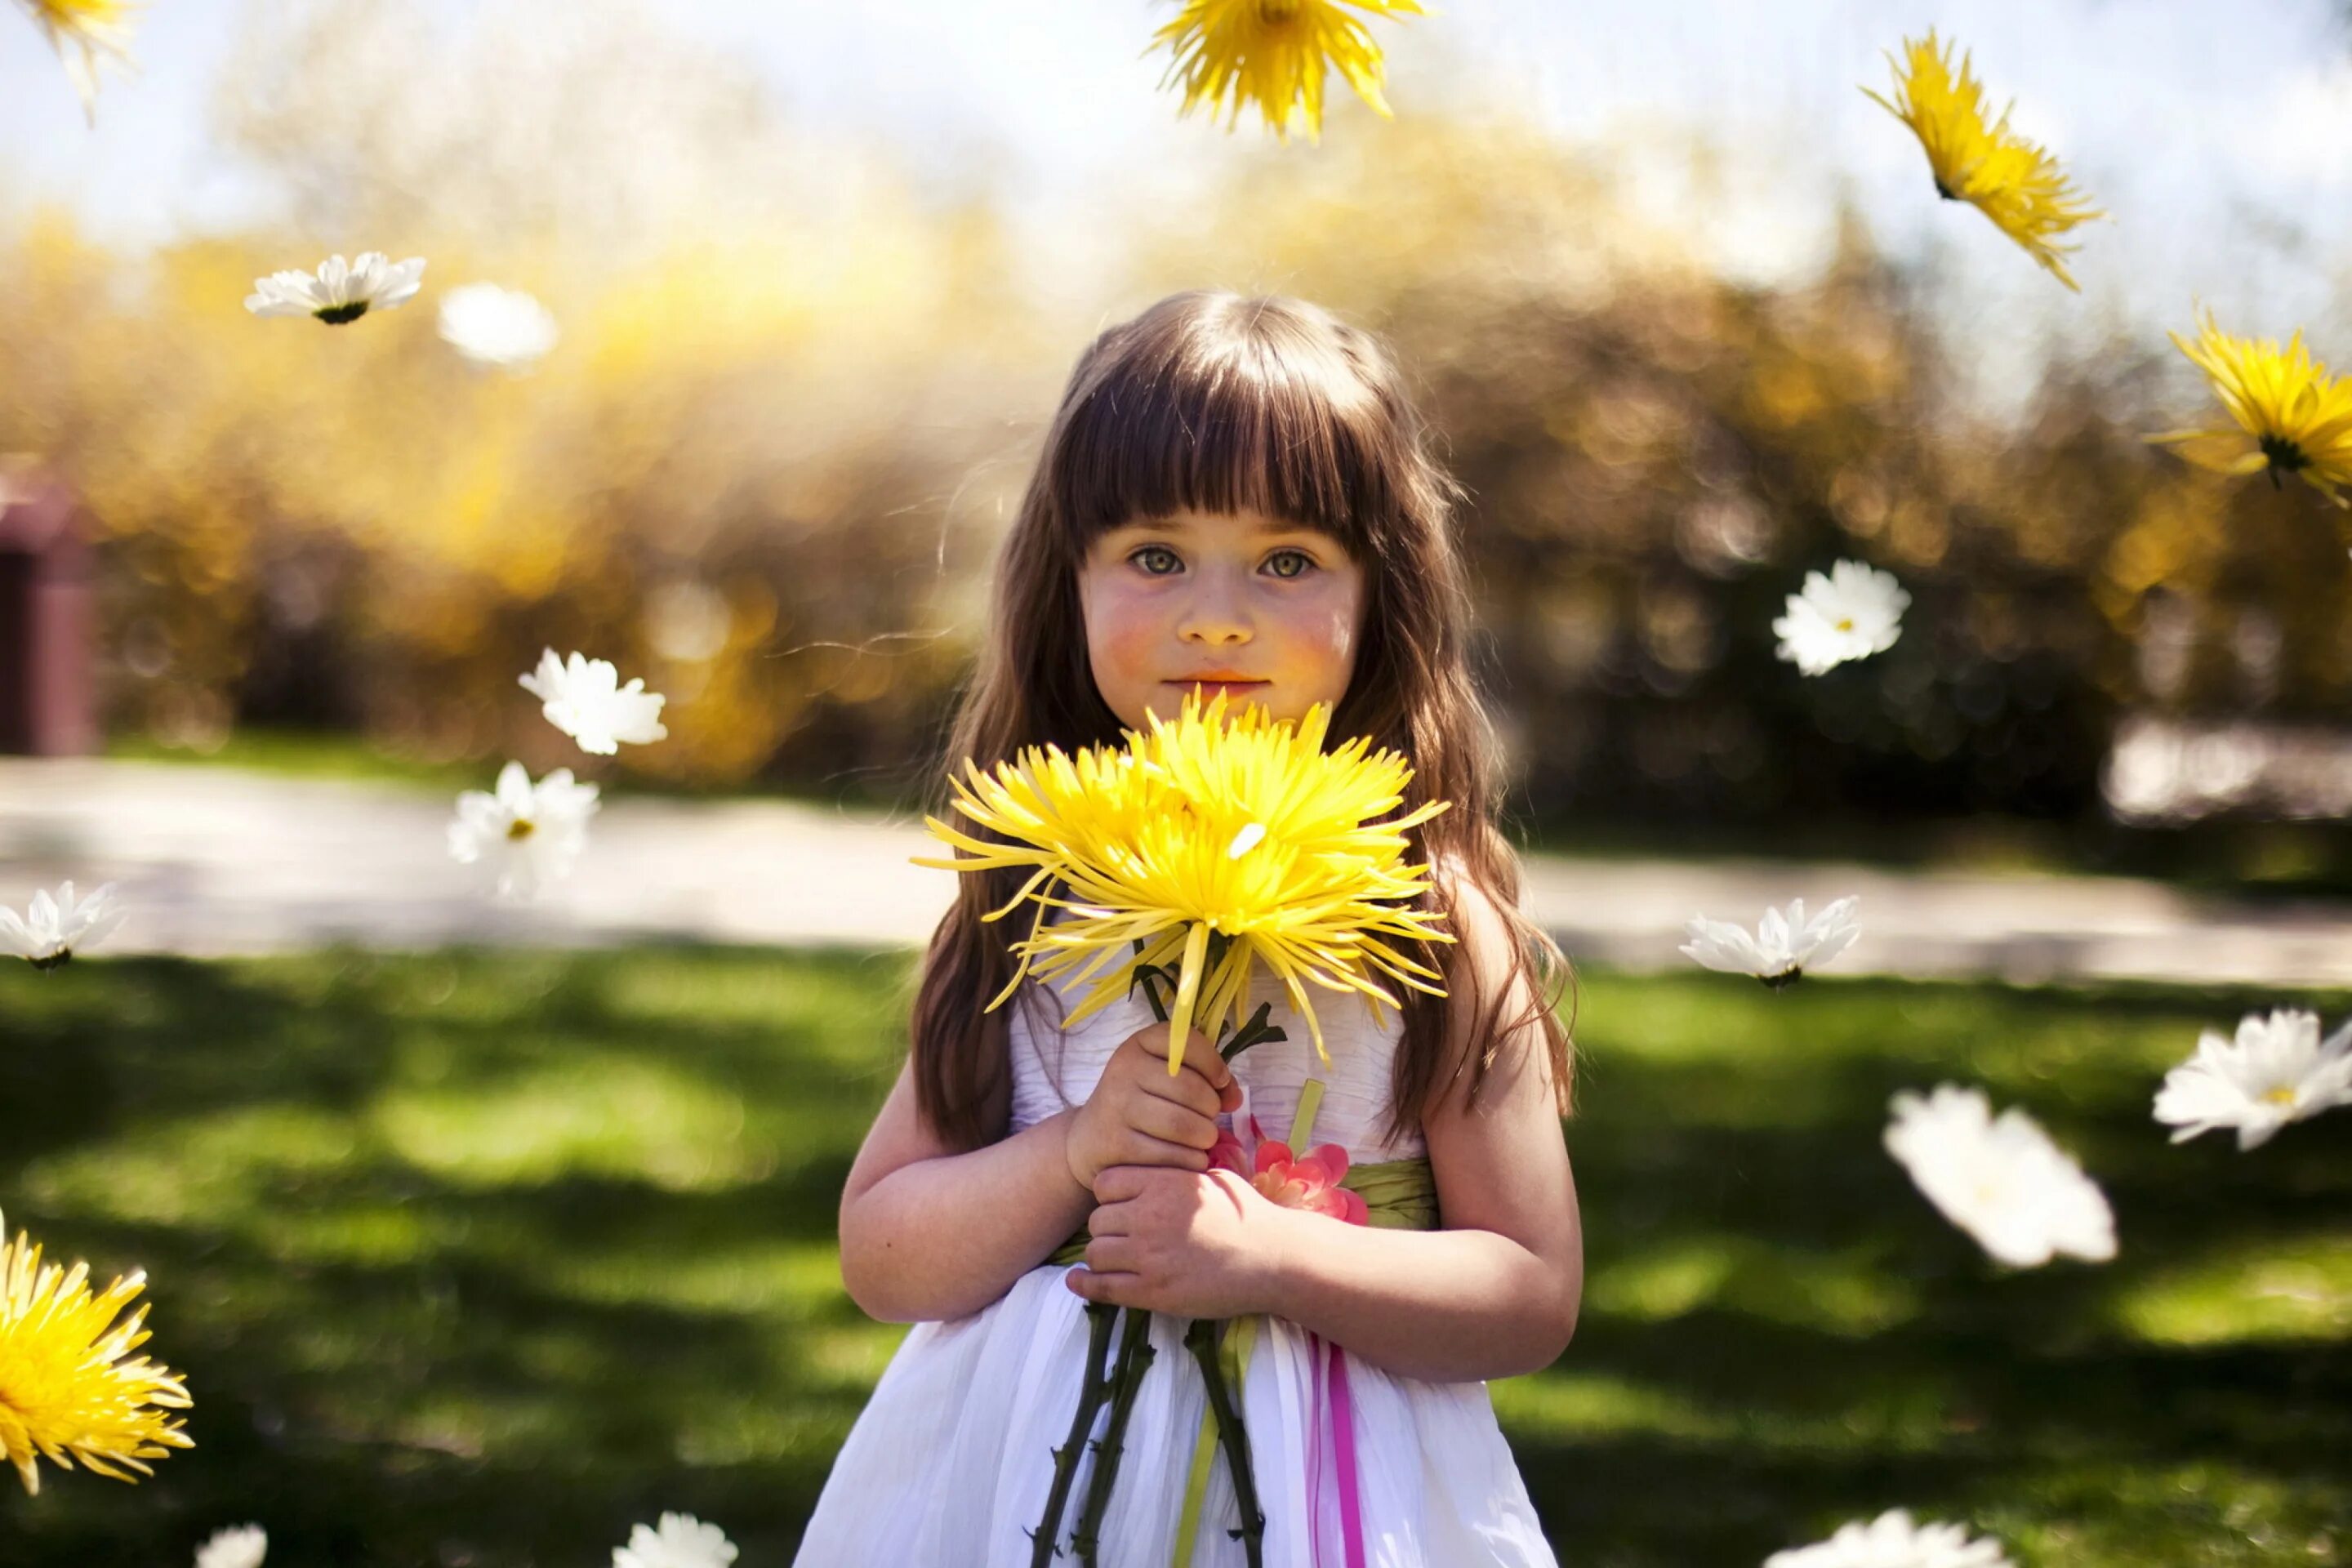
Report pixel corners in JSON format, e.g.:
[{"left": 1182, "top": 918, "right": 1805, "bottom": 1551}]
[
  {"left": 3, "top": 2, "right": 2351, "bottom": 1565},
  {"left": 3, "top": 0, "right": 2351, "bottom": 871}
]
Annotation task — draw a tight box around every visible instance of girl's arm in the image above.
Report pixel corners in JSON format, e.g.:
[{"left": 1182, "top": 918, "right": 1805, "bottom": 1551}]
[
  {"left": 837, "top": 1047, "right": 1093, "bottom": 1324},
  {"left": 1071, "top": 884, "right": 1584, "bottom": 1383},
  {"left": 840, "top": 1019, "right": 1240, "bottom": 1323}
]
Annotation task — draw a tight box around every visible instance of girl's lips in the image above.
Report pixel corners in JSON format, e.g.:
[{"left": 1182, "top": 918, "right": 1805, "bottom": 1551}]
[{"left": 1167, "top": 679, "right": 1269, "bottom": 697}]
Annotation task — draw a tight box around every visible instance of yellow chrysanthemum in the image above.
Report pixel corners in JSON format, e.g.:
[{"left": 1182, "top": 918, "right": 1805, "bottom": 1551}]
[
  {"left": 1150, "top": 0, "right": 1424, "bottom": 143},
  {"left": 0, "top": 1209, "right": 192, "bottom": 1495},
  {"left": 2147, "top": 309, "right": 2352, "bottom": 508},
  {"left": 1863, "top": 31, "right": 2102, "bottom": 290},
  {"left": 920, "top": 693, "right": 1451, "bottom": 1076},
  {"left": 14, "top": 0, "right": 140, "bottom": 117}
]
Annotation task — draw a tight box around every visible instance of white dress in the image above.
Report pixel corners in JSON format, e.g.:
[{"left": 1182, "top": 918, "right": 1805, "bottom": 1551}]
[{"left": 792, "top": 964, "right": 1561, "bottom": 1567}]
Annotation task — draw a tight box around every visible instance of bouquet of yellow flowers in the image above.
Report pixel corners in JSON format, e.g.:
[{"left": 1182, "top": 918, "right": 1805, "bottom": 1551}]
[
  {"left": 920, "top": 693, "right": 1451, "bottom": 1568},
  {"left": 922, "top": 691, "right": 1452, "bottom": 1076}
]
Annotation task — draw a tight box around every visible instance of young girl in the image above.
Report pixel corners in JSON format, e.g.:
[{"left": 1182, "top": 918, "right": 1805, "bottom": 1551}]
[{"left": 794, "top": 292, "right": 1582, "bottom": 1567}]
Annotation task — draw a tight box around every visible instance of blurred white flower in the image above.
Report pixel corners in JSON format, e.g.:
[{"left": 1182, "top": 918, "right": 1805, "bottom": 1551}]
[
  {"left": 20, "top": 0, "right": 139, "bottom": 120},
  {"left": 194, "top": 1524, "right": 268, "bottom": 1568},
  {"left": 438, "top": 281, "right": 560, "bottom": 371},
  {"left": 1765, "top": 1508, "right": 2011, "bottom": 1567},
  {"left": 0, "top": 880, "right": 127, "bottom": 970},
  {"left": 446, "top": 761, "right": 599, "bottom": 901},
  {"left": 1885, "top": 1085, "right": 2116, "bottom": 1268},
  {"left": 244, "top": 252, "right": 426, "bottom": 324},
  {"left": 613, "top": 1512, "right": 737, "bottom": 1568},
  {"left": 1773, "top": 560, "right": 1910, "bottom": 675},
  {"left": 2154, "top": 1009, "right": 2352, "bottom": 1151},
  {"left": 518, "top": 648, "right": 668, "bottom": 755},
  {"left": 1680, "top": 896, "right": 1860, "bottom": 989}
]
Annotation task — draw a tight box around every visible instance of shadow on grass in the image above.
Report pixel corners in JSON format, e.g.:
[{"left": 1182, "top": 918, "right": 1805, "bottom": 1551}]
[{"left": 1, "top": 951, "right": 2345, "bottom": 1565}]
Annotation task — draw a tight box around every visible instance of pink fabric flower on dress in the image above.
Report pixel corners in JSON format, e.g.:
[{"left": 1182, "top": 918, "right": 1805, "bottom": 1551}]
[{"left": 1248, "top": 1142, "right": 1370, "bottom": 1225}]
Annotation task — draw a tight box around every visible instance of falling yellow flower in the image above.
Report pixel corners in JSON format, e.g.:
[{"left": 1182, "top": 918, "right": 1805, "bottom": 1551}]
[
  {"left": 2148, "top": 309, "right": 2352, "bottom": 507},
  {"left": 1150, "top": 0, "right": 1424, "bottom": 143},
  {"left": 14, "top": 0, "right": 140, "bottom": 119},
  {"left": 1863, "top": 31, "right": 2102, "bottom": 290},
  {"left": 920, "top": 693, "right": 1452, "bottom": 1076},
  {"left": 0, "top": 1209, "right": 192, "bottom": 1495}
]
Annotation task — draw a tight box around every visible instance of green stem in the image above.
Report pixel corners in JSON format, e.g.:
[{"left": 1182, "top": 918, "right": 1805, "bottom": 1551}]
[
  {"left": 1183, "top": 1316, "right": 1267, "bottom": 1566},
  {"left": 1031, "top": 1300, "right": 1120, "bottom": 1566},
  {"left": 1070, "top": 1307, "right": 1157, "bottom": 1566}
]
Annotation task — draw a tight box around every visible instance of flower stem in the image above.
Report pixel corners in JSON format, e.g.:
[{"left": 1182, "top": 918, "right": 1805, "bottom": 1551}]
[
  {"left": 1070, "top": 1307, "right": 1156, "bottom": 1566},
  {"left": 1184, "top": 1316, "right": 1267, "bottom": 1566},
  {"left": 1031, "top": 1300, "right": 1120, "bottom": 1566}
]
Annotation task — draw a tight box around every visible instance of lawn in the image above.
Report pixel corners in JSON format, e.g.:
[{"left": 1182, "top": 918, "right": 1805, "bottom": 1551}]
[{"left": 2, "top": 948, "right": 2346, "bottom": 1566}]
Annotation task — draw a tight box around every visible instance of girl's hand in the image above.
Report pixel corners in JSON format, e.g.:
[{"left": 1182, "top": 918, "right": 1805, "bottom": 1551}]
[
  {"left": 1064, "top": 1165, "right": 1297, "bottom": 1319},
  {"left": 1062, "top": 1022, "right": 1242, "bottom": 1191}
]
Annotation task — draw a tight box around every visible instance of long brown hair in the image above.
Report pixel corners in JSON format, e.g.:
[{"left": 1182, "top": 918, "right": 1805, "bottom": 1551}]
[{"left": 913, "top": 290, "right": 1574, "bottom": 1149}]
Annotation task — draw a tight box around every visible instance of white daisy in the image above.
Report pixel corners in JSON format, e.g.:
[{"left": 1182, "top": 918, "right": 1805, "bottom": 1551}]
[
  {"left": 194, "top": 1524, "right": 268, "bottom": 1568},
  {"left": 518, "top": 648, "right": 668, "bottom": 756},
  {"left": 2154, "top": 1009, "right": 2352, "bottom": 1152},
  {"left": 0, "top": 880, "right": 127, "bottom": 971},
  {"left": 613, "top": 1512, "right": 737, "bottom": 1568},
  {"left": 1765, "top": 1507, "right": 2012, "bottom": 1568},
  {"left": 445, "top": 761, "right": 600, "bottom": 901},
  {"left": 244, "top": 252, "right": 426, "bottom": 325},
  {"left": 438, "top": 281, "right": 560, "bottom": 372},
  {"left": 1885, "top": 1085, "right": 2117, "bottom": 1269},
  {"left": 1773, "top": 559, "right": 1910, "bottom": 675},
  {"left": 1679, "top": 896, "right": 1860, "bottom": 989}
]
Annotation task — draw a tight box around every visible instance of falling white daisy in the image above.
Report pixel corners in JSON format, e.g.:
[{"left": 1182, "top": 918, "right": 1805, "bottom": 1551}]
[
  {"left": 2154, "top": 1009, "right": 2352, "bottom": 1152},
  {"left": 1885, "top": 1085, "right": 2116, "bottom": 1269},
  {"left": 244, "top": 252, "right": 426, "bottom": 325},
  {"left": 1774, "top": 560, "right": 1910, "bottom": 675},
  {"left": 438, "top": 281, "right": 560, "bottom": 372},
  {"left": 446, "top": 761, "right": 600, "bottom": 901},
  {"left": 0, "top": 880, "right": 126, "bottom": 970},
  {"left": 1680, "top": 896, "right": 1860, "bottom": 989},
  {"left": 518, "top": 649, "right": 668, "bottom": 756},
  {"left": 1765, "top": 1507, "right": 2012, "bottom": 1568},
  {"left": 613, "top": 1512, "right": 738, "bottom": 1568},
  {"left": 194, "top": 1524, "right": 268, "bottom": 1568}
]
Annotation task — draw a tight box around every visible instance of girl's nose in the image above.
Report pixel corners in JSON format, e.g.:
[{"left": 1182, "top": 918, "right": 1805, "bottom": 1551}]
[
  {"left": 1177, "top": 605, "right": 1252, "bottom": 646},
  {"left": 1176, "top": 578, "right": 1254, "bottom": 647}
]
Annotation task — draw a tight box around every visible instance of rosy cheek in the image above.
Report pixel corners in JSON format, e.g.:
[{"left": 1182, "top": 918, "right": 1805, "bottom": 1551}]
[{"left": 1094, "top": 608, "right": 1160, "bottom": 686}]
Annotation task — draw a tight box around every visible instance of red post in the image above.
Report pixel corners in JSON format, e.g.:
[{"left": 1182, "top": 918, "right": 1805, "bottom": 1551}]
[{"left": 0, "top": 472, "right": 97, "bottom": 756}]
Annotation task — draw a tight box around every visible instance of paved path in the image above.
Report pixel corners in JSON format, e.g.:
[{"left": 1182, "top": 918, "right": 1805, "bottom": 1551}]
[{"left": 3, "top": 759, "right": 2349, "bottom": 989}]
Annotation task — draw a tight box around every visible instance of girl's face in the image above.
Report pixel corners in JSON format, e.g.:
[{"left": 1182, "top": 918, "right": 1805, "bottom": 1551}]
[{"left": 1080, "top": 508, "right": 1366, "bottom": 730}]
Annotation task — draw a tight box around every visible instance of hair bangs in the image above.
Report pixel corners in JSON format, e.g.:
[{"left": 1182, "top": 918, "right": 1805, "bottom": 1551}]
[{"left": 1045, "top": 295, "right": 1400, "bottom": 556}]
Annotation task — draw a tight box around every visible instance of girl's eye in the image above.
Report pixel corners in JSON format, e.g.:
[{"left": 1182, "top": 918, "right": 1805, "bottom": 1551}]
[
  {"left": 1264, "top": 549, "right": 1315, "bottom": 580},
  {"left": 1130, "top": 545, "right": 1182, "bottom": 577}
]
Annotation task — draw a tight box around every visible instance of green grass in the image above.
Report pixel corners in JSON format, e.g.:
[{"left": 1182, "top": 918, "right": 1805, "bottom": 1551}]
[{"left": 2, "top": 951, "right": 2346, "bottom": 1566}]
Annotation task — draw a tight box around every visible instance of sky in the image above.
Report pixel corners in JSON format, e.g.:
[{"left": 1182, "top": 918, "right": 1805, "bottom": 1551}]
[{"left": 3, "top": 0, "right": 2351, "bottom": 399}]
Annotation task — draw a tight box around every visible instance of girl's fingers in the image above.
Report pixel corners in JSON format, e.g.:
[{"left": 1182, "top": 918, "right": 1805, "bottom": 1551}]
[
  {"left": 1083, "top": 1236, "right": 1138, "bottom": 1274},
  {"left": 1137, "top": 1026, "right": 1235, "bottom": 1093},
  {"left": 1139, "top": 1065, "right": 1223, "bottom": 1120},
  {"left": 1087, "top": 1198, "right": 1132, "bottom": 1235},
  {"left": 1127, "top": 1096, "right": 1218, "bottom": 1151},
  {"left": 1093, "top": 1165, "right": 1151, "bottom": 1204},
  {"left": 1064, "top": 1267, "right": 1138, "bottom": 1307}
]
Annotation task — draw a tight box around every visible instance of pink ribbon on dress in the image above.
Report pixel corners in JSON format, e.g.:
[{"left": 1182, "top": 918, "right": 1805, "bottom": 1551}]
[{"left": 1306, "top": 1333, "right": 1367, "bottom": 1568}]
